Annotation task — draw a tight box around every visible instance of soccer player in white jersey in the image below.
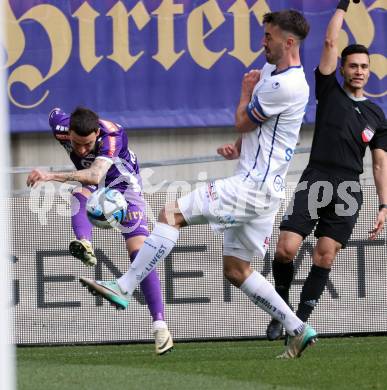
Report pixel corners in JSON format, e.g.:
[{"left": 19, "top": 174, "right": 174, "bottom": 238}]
[{"left": 80, "top": 10, "right": 316, "bottom": 358}]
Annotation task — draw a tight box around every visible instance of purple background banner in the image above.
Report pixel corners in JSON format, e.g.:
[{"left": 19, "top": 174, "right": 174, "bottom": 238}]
[{"left": 5, "top": 0, "right": 386, "bottom": 132}]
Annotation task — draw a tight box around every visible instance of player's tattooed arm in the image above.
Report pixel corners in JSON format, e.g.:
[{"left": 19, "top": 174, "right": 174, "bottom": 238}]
[{"left": 26, "top": 159, "right": 112, "bottom": 186}]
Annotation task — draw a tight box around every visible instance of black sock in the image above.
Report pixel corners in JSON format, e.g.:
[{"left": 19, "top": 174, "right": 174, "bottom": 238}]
[
  {"left": 296, "top": 264, "right": 331, "bottom": 322},
  {"left": 272, "top": 258, "right": 294, "bottom": 305}
]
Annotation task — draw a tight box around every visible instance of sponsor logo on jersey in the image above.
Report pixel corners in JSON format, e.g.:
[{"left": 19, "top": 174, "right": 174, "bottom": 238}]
[
  {"left": 285, "top": 148, "right": 293, "bottom": 161},
  {"left": 207, "top": 182, "right": 218, "bottom": 201},
  {"left": 125, "top": 210, "right": 144, "bottom": 221},
  {"left": 272, "top": 81, "right": 280, "bottom": 89},
  {"left": 80, "top": 154, "right": 95, "bottom": 168},
  {"left": 273, "top": 175, "right": 285, "bottom": 192},
  {"left": 361, "top": 126, "right": 375, "bottom": 143}
]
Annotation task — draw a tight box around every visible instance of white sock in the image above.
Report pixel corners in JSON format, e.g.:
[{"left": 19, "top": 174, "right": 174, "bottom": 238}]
[
  {"left": 240, "top": 271, "right": 304, "bottom": 336},
  {"left": 152, "top": 320, "right": 168, "bottom": 333},
  {"left": 118, "top": 222, "right": 179, "bottom": 295}
]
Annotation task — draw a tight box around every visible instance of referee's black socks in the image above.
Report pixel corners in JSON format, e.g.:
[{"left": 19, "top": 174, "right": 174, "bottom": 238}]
[
  {"left": 297, "top": 264, "right": 331, "bottom": 322},
  {"left": 272, "top": 258, "right": 294, "bottom": 305}
]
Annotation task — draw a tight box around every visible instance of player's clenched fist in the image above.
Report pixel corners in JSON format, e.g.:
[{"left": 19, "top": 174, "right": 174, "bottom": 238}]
[
  {"left": 241, "top": 69, "right": 261, "bottom": 98},
  {"left": 217, "top": 144, "right": 240, "bottom": 160}
]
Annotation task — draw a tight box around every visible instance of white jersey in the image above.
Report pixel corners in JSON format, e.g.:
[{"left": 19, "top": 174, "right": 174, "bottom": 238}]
[{"left": 236, "top": 63, "right": 309, "bottom": 198}]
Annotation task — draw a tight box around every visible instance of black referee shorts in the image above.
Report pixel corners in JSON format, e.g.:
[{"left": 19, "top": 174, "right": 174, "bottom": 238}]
[{"left": 280, "top": 167, "right": 363, "bottom": 248}]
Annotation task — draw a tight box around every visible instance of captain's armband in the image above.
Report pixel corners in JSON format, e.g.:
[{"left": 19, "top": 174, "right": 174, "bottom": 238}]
[{"left": 246, "top": 95, "right": 268, "bottom": 124}]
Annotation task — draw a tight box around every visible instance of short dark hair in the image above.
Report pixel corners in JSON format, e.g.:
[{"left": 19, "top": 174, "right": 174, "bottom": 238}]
[
  {"left": 340, "top": 44, "right": 369, "bottom": 66},
  {"left": 69, "top": 107, "right": 99, "bottom": 136},
  {"left": 263, "top": 10, "right": 310, "bottom": 41}
]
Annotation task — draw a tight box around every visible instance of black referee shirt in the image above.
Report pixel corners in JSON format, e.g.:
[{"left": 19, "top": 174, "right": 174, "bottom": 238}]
[{"left": 308, "top": 67, "right": 387, "bottom": 179}]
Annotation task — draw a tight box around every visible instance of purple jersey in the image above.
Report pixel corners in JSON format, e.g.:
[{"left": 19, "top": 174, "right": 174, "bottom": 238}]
[{"left": 49, "top": 108, "right": 143, "bottom": 195}]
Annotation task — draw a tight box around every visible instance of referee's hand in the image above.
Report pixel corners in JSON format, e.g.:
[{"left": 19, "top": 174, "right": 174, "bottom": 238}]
[{"left": 369, "top": 209, "right": 387, "bottom": 240}]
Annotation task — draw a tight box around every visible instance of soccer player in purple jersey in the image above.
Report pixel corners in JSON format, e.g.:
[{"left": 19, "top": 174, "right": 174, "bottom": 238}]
[{"left": 26, "top": 106, "right": 173, "bottom": 355}]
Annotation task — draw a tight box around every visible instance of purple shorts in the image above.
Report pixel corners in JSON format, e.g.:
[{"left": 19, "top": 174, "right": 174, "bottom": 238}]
[{"left": 119, "top": 190, "right": 149, "bottom": 240}]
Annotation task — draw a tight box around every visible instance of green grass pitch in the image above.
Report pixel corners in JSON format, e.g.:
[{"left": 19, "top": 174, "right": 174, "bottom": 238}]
[{"left": 17, "top": 336, "right": 387, "bottom": 390}]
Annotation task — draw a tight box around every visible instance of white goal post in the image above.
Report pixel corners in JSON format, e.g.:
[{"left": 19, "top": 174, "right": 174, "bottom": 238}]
[{"left": 0, "top": 2, "right": 15, "bottom": 388}]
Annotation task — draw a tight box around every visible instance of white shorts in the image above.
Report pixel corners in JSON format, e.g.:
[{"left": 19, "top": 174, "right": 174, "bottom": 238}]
[{"left": 177, "top": 175, "right": 281, "bottom": 261}]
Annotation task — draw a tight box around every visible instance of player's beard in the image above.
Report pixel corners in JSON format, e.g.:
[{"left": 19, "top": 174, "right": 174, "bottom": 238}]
[{"left": 264, "top": 46, "right": 282, "bottom": 65}]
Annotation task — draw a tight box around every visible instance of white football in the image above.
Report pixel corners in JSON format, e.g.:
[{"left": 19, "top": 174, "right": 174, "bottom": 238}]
[{"left": 86, "top": 188, "right": 127, "bottom": 229}]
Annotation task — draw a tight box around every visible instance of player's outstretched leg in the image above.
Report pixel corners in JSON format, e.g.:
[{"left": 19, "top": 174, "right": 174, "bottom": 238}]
[
  {"left": 69, "top": 239, "right": 97, "bottom": 266},
  {"left": 79, "top": 277, "right": 130, "bottom": 310},
  {"left": 152, "top": 321, "right": 174, "bottom": 355},
  {"left": 277, "top": 324, "right": 318, "bottom": 359},
  {"left": 80, "top": 277, "right": 174, "bottom": 355}
]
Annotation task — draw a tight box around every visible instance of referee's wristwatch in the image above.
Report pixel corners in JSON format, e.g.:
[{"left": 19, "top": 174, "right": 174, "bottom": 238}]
[{"left": 379, "top": 204, "right": 387, "bottom": 211}]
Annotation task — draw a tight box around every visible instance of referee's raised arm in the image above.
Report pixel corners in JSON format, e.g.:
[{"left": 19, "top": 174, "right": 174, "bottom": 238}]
[{"left": 319, "top": 0, "right": 351, "bottom": 75}]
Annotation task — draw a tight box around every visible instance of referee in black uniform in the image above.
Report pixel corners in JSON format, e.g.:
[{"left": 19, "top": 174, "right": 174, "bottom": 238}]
[{"left": 266, "top": 0, "right": 387, "bottom": 340}]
